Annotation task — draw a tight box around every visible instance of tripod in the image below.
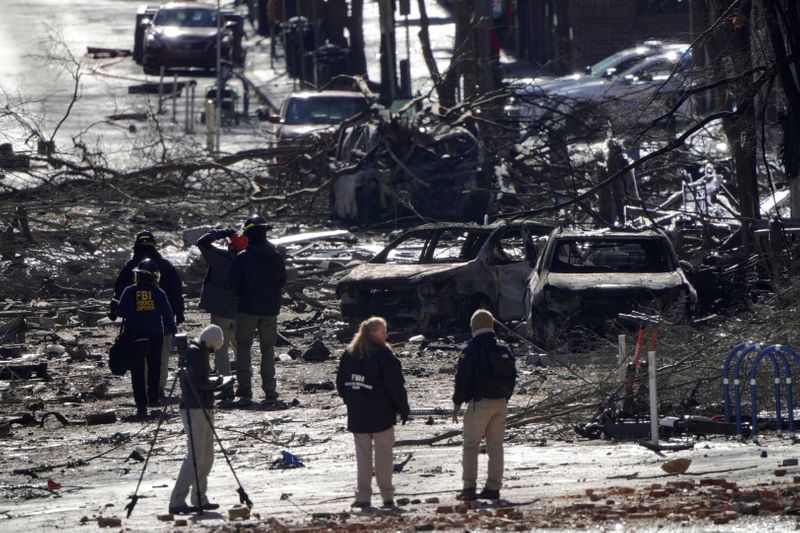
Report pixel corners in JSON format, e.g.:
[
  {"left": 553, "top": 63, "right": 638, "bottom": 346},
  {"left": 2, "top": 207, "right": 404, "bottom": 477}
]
[{"left": 125, "top": 363, "right": 251, "bottom": 517}]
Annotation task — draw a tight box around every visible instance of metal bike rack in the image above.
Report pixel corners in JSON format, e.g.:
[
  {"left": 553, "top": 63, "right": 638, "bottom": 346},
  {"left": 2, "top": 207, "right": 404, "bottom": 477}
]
[{"left": 723, "top": 342, "right": 799, "bottom": 439}]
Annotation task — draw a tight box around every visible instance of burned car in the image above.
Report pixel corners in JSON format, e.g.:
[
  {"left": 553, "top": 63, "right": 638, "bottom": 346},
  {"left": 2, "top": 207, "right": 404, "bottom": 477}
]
[
  {"left": 526, "top": 228, "right": 697, "bottom": 346},
  {"left": 133, "top": 3, "right": 245, "bottom": 75},
  {"left": 336, "top": 221, "right": 555, "bottom": 330}
]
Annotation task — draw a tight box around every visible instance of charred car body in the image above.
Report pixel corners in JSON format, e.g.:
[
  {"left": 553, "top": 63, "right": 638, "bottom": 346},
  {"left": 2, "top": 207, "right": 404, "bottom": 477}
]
[
  {"left": 337, "top": 221, "right": 556, "bottom": 330},
  {"left": 133, "top": 3, "right": 245, "bottom": 75},
  {"left": 526, "top": 228, "right": 697, "bottom": 346}
]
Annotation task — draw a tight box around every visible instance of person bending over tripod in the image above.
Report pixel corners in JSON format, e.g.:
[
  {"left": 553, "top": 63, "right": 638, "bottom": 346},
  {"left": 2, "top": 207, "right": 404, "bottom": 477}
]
[{"left": 169, "top": 325, "right": 232, "bottom": 514}]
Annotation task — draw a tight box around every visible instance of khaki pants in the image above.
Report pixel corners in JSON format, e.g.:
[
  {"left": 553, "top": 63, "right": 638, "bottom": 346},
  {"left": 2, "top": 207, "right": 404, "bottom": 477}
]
[
  {"left": 159, "top": 334, "right": 174, "bottom": 393},
  {"left": 170, "top": 409, "right": 214, "bottom": 508},
  {"left": 210, "top": 315, "right": 236, "bottom": 375},
  {"left": 462, "top": 398, "right": 507, "bottom": 491},
  {"left": 353, "top": 427, "right": 395, "bottom": 503},
  {"left": 235, "top": 313, "right": 277, "bottom": 399}
]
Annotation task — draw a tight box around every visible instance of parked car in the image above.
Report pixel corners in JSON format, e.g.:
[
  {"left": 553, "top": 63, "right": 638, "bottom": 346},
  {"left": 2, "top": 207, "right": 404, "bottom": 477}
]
[
  {"left": 526, "top": 227, "right": 697, "bottom": 347},
  {"left": 133, "top": 3, "right": 245, "bottom": 75},
  {"left": 546, "top": 48, "right": 693, "bottom": 131},
  {"left": 268, "top": 90, "right": 372, "bottom": 144},
  {"left": 507, "top": 44, "right": 690, "bottom": 132},
  {"left": 336, "top": 220, "right": 556, "bottom": 331},
  {"left": 509, "top": 41, "right": 684, "bottom": 98}
]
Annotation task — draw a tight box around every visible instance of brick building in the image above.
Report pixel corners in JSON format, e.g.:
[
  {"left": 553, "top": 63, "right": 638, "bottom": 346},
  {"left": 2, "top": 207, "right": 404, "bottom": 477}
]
[{"left": 512, "top": 0, "right": 690, "bottom": 75}]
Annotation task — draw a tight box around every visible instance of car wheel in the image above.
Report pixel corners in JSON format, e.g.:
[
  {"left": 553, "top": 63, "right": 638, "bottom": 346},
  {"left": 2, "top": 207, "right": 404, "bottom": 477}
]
[
  {"left": 143, "top": 56, "right": 160, "bottom": 76},
  {"left": 530, "top": 308, "right": 556, "bottom": 350}
]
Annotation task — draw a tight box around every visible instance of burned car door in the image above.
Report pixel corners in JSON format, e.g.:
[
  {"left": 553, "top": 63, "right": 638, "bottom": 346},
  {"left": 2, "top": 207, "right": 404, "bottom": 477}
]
[{"left": 488, "top": 227, "right": 535, "bottom": 320}]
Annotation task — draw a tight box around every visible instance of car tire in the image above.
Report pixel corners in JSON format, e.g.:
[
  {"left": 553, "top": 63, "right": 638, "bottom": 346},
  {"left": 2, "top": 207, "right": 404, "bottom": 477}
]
[
  {"left": 530, "top": 308, "right": 556, "bottom": 350},
  {"left": 143, "top": 56, "right": 160, "bottom": 76}
]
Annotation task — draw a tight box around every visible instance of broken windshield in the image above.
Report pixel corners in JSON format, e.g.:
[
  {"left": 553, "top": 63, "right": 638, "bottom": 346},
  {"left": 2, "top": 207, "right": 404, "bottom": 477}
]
[
  {"left": 379, "top": 229, "right": 489, "bottom": 264},
  {"left": 550, "top": 238, "right": 675, "bottom": 273}
]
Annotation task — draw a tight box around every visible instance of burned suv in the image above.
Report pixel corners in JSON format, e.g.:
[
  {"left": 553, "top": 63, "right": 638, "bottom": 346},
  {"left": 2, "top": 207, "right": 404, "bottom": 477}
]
[
  {"left": 336, "top": 221, "right": 555, "bottom": 331},
  {"left": 526, "top": 228, "right": 697, "bottom": 346},
  {"left": 133, "top": 3, "right": 245, "bottom": 75}
]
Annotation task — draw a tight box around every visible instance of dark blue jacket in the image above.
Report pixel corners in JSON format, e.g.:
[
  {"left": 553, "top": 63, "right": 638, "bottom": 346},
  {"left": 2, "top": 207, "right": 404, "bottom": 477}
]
[
  {"left": 196, "top": 230, "right": 238, "bottom": 319},
  {"left": 117, "top": 283, "right": 177, "bottom": 337},
  {"left": 228, "top": 240, "right": 287, "bottom": 316},
  {"left": 113, "top": 248, "right": 185, "bottom": 322},
  {"left": 453, "top": 332, "right": 517, "bottom": 404},
  {"left": 336, "top": 346, "right": 410, "bottom": 434},
  {"left": 179, "top": 342, "right": 217, "bottom": 410}
]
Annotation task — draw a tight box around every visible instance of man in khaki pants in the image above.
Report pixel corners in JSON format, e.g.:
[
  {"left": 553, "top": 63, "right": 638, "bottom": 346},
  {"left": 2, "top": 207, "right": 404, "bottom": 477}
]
[{"left": 453, "top": 309, "right": 517, "bottom": 501}]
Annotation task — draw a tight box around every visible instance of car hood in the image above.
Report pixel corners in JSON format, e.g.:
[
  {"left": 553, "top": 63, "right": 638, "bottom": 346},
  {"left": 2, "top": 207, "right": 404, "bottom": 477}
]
[
  {"left": 552, "top": 78, "right": 613, "bottom": 99},
  {"left": 339, "top": 262, "right": 469, "bottom": 287},
  {"left": 516, "top": 74, "right": 595, "bottom": 96},
  {"left": 278, "top": 123, "right": 334, "bottom": 139},
  {"left": 154, "top": 27, "right": 218, "bottom": 39},
  {"left": 545, "top": 271, "right": 688, "bottom": 292}
]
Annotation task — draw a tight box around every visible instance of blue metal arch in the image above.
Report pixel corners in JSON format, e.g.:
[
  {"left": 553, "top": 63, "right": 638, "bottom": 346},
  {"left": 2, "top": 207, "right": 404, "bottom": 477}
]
[
  {"left": 731, "top": 343, "right": 767, "bottom": 436},
  {"left": 750, "top": 345, "right": 799, "bottom": 439},
  {"left": 722, "top": 342, "right": 756, "bottom": 422},
  {"left": 746, "top": 347, "right": 790, "bottom": 439}
]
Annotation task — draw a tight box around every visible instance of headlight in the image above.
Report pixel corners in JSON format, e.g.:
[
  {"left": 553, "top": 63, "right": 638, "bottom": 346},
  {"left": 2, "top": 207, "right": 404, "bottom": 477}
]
[
  {"left": 543, "top": 286, "right": 581, "bottom": 310},
  {"left": 146, "top": 33, "right": 164, "bottom": 47}
]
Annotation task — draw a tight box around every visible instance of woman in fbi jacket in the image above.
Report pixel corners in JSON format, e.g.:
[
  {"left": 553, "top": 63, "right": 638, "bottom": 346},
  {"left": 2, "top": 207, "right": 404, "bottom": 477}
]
[{"left": 336, "top": 317, "right": 410, "bottom": 509}]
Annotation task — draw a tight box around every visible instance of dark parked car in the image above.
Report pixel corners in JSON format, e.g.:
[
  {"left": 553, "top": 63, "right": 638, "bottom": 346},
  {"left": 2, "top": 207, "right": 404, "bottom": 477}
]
[
  {"left": 133, "top": 3, "right": 245, "bottom": 75},
  {"left": 526, "top": 228, "right": 697, "bottom": 346},
  {"left": 336, "top": 220, "right": 555, "bottom": 331}
]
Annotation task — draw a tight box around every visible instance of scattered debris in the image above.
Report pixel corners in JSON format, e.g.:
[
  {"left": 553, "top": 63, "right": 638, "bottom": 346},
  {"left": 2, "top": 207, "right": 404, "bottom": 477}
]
[
  {"left": 271, "top": 451, "right": 305, "bottom": 469},
  {"left": 661, "top": 458, "right": 692, "bottom": 474},
  {"left": 228, "top": 505, "right": 251, "bottom": 520},
  {"left": 301, "top": 340, "right": 331, "bottom": 362}
]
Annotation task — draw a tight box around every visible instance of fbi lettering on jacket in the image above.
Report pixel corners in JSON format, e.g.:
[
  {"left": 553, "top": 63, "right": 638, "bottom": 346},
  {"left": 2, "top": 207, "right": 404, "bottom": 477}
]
[{"left": 136, "top": 290, "right": 156, "bottom": 312}]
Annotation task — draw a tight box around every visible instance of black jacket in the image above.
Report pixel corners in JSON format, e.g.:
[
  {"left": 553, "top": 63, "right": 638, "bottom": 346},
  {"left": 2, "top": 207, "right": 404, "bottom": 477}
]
[
  {"left": 113, "top": 248, "right": 185, "bottom": 322},
  {"left": 453, "top": 332, "right": 517, "bottom": 405},
  {"left": 117, "top": 282, "right": 177, "bottom": 337},
  {"left": 336, "top": 346, "right": 410, "bottom": 434},
  {"left": 228, "top": 240, "right": 287, "bottom": 316},
  {"left": 179, "top": 342, "right": 218, "bottom": 410},
  {"left": 196, "top": 230, "right": 238, "bottom": 319}
]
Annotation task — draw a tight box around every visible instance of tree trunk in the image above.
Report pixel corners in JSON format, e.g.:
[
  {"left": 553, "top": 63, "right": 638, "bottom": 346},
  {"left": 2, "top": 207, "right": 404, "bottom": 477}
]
[
  {"left": 703, "top": 0, "right": 759, "bottom": 250},
  {"left": 763, "top": 0, "right": 800, "bottom": 216},
  {"left": 348, "top": 0, "right": 367, "bottom": 77},
  {"left": 460, "top": 1, "right": 478, "bottom": 100}
]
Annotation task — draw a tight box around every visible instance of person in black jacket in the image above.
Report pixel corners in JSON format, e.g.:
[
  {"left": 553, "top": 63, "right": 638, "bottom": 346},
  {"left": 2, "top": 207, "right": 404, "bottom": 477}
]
[
  {"left": 115, "top": 259, "right": 177, "bottom": 418},
  {"left": 110, "top": 231, "right": 185, "bottom": 400},
  {"left": 452, "top": 309, "right": 517, "bottom": 501},
  {"left": 195, "top": 228, "right": 248, "bottom": 392},
  {"left": 228, "top": 215, "right": 287, "bottom": 405},
  {"left": 336, "top": 317, "right": 410, "bottom": 509},
  {"left": 169, "top": 325, "right": 228, "bottom": 514}
]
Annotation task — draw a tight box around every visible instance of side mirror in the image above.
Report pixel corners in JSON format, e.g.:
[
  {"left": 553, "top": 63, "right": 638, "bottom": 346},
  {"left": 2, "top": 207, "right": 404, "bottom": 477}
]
[
  {"left": 257, "top": 107, "right": 280, "bottom": 122},
  {"left": 224, "top": 20, "right": 238, "bottom": 30},
  {"left": 584, "top": 65, "right": 592, "bottom": 75}
]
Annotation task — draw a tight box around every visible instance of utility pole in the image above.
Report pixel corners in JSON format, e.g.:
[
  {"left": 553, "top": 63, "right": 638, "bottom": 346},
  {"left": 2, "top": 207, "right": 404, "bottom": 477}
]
[
  {"left": 378, "top": 0, "right": 397, "bottom": 104},
  {"left": 216, "top": 0, "right": 223, "bottom": 153},
  {"left": 474, "top": 0, "right": 493, "bottom": 94}
]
